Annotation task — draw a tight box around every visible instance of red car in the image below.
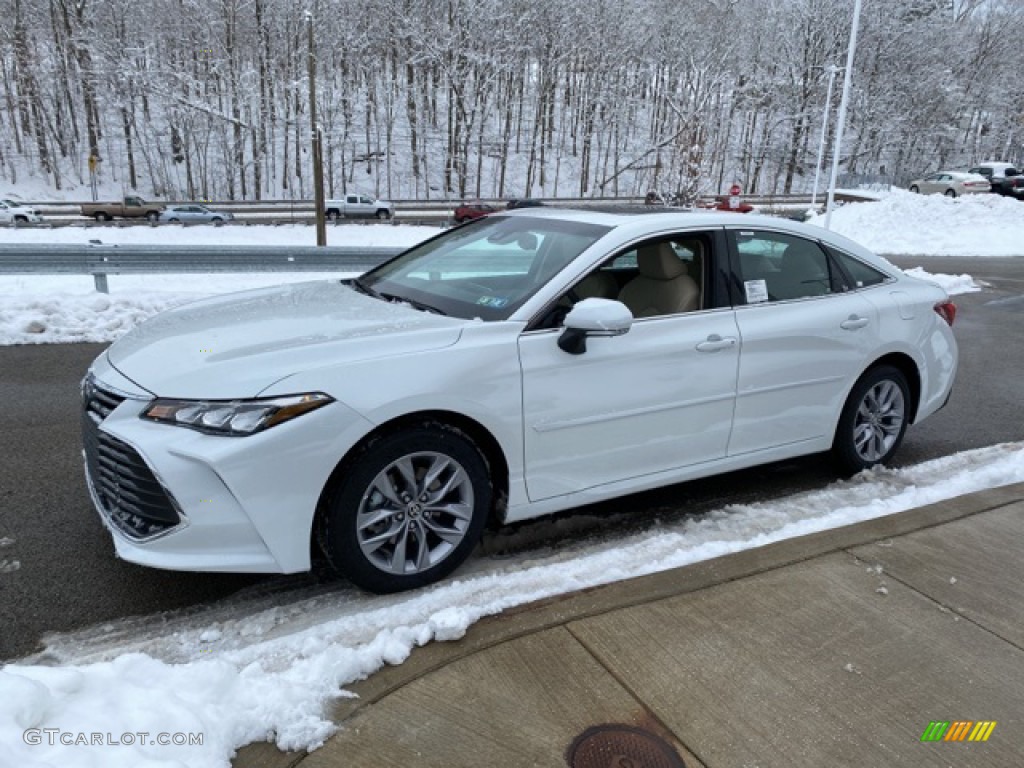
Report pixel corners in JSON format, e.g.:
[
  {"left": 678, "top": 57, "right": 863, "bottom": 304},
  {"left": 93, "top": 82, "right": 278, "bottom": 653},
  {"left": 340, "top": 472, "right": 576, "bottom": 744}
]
[{"left": 454, "top": 201, "right": 496, "bottom": 223}]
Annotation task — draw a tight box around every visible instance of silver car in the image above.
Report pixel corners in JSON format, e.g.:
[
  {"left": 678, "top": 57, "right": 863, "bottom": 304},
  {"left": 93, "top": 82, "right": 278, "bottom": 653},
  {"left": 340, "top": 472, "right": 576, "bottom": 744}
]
[
  {"left": 908, "top": 171, "right": 990, "bottom": 197},
  {"left": 159, "top": 204, "right": 234, "bottom": 223}
]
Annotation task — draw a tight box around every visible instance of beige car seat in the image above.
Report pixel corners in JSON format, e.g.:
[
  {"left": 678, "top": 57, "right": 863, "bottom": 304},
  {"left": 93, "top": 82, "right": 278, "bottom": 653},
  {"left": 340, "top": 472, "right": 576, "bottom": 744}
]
[
  {"left": 617, "top": 242, "right": 700, "bottom": 318},
  {"left": 573, "top": 270, "right": 619, "bottom": 300}
]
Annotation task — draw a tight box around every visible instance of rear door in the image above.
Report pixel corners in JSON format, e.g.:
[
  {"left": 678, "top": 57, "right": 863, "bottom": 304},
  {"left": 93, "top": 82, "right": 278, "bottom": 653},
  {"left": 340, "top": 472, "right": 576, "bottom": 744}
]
[{"left": 724, "top": 227, "right": 880, "bottom": 457}]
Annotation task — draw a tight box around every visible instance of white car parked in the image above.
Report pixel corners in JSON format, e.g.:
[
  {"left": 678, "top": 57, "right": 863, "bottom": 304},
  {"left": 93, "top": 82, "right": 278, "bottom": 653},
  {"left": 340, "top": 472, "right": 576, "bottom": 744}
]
[{"left": 82, "top": 210, "right": 958, "bottom": 592}]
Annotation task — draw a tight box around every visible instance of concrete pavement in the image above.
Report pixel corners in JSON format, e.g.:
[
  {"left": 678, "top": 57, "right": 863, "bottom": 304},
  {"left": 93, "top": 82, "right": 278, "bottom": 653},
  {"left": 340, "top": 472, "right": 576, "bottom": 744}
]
[{"left": 236, "top": 481, "right": 1024, "bottom": 768}]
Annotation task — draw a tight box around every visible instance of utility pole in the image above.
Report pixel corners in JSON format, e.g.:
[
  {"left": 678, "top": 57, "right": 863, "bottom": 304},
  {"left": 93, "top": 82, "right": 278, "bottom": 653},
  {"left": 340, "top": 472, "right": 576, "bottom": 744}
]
[
  {"left": 307, "top": 10, "right": 327, "bottom": 246},
  {"left": 811, "top": 64, "right": 841, "bottom": 210},
  {"left": 825, "top": 0, "right": 862, "bottom": 231}
]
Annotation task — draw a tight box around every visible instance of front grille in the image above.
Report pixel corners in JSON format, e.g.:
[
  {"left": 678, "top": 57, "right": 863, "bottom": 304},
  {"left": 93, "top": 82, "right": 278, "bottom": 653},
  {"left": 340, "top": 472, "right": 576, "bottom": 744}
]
[{"left": 82, "top": 376, "right": 182, "bottom": 540}]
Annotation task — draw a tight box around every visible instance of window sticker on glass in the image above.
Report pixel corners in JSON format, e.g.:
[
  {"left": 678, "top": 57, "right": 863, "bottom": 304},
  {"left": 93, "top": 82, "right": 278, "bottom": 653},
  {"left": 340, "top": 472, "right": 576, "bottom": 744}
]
[
  {"left": 744, "top": 279, "right": 769, "bottom": 304},
  {"left": 476, "top": 296, "right": 510, "bottom": 308}
]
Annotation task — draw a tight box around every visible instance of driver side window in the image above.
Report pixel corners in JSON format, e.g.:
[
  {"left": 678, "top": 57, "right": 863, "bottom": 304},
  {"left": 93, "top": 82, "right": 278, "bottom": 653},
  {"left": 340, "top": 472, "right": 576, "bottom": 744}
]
[{"left": 542, "top": 235, "right": 708, "bottom": 327}]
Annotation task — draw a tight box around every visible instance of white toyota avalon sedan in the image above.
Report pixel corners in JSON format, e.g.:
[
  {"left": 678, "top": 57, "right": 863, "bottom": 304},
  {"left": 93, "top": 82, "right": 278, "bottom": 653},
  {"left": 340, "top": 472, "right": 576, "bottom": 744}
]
[{"left": 82, "top": 210, "right": 958, "bottom": 592}]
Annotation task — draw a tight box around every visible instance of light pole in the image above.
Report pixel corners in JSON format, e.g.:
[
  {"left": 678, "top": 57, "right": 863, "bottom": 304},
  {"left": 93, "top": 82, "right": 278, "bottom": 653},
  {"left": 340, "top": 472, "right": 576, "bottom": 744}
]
[
  {"left": 810, "top": 64, "right": 842, "bottom": 210},
  {"left": 824, "top": 0, "right": 863, "bottom": 231},
  {"left": 307, "top": 11, "right": 327, "bottom": 246}
]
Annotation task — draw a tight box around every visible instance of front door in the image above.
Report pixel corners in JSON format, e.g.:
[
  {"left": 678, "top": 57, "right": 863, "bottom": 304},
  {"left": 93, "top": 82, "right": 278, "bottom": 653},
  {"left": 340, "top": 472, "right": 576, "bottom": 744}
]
[{"left": 518, "top": 231, "right": 740, "bottom": 502}]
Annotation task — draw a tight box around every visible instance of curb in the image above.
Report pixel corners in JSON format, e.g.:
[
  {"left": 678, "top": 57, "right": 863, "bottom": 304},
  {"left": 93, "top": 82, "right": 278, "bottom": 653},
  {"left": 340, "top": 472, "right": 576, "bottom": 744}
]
[{"left": 235, "top": 481, "right": 1024, "bottom": 767}]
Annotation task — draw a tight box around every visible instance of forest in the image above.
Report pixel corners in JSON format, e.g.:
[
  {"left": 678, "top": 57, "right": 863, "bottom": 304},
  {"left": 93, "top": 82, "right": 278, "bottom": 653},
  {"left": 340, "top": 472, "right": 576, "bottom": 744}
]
[{"left": 0, "top": 0, "right": 1020, "bottom": 202}]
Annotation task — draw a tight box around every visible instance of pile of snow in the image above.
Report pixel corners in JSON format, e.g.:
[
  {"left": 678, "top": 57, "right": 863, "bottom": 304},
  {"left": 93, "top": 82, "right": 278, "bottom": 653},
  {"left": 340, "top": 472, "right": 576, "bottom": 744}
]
[
  {"left": 0, "top": 224, "right": 436, "bottom": 345},
  {"left": 2, "top": 442, "right": 1023, "bottom": 767},
  {"left": 807, "top": 189, "right": 1024, "bottom": 257},
  {"left": 902, "top": 267, "right": 981, "bottom": 296}
]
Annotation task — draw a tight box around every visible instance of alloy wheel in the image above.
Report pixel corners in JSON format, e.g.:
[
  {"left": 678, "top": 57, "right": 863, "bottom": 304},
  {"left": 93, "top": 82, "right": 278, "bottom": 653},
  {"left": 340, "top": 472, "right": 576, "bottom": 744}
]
[
  {"left": 852, "top": 380, "right": 906, "bottom": 462},
  {"left": 356, "top": 451, "right": 475, "bottom": 576}
]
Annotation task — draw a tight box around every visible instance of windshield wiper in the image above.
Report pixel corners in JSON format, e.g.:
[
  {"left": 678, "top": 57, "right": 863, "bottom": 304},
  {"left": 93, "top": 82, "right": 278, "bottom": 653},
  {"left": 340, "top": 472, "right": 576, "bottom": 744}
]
[
  {"left": 351, "top": 276, "right": 384, "bottom": 300},
  {"left": 379, "top": 292, "right": 448, "bottom": 316}
]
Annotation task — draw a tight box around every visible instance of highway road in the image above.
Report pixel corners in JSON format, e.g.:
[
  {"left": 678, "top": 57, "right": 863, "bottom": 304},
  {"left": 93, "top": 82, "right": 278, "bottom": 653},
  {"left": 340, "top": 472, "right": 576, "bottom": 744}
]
[{"left": 1, "top": 256, "right": 1022, "bottom": 661}]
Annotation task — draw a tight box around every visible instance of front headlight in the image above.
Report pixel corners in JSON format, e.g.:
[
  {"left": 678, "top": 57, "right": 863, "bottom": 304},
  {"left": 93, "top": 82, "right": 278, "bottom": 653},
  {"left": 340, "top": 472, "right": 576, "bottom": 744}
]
[{"left": 140, "top": 393, "right": 333, "bottom": 436}]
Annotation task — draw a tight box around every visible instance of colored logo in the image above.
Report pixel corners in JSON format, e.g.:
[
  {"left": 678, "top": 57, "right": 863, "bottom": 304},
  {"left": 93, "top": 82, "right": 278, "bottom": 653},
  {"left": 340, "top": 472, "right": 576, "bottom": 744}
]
[{"left": 921, "top": 721, "right": 996, "bottom": 742}]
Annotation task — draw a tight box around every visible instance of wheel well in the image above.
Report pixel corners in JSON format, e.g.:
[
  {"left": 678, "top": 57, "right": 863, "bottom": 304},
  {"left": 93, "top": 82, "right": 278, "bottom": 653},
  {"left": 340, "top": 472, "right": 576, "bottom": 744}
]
[
  {"left": 865, "top": 353, "right": 921, "bottom": 423},
  {"left": 311, "top": 410, "right": 510, "bottom": 561}
]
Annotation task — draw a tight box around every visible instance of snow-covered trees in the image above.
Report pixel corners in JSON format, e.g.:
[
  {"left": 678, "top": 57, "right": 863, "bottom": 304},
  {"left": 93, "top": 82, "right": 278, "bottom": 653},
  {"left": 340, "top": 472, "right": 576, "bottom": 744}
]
[{"left": 0, "top": 0, "right": 1020, "bottom": 199}]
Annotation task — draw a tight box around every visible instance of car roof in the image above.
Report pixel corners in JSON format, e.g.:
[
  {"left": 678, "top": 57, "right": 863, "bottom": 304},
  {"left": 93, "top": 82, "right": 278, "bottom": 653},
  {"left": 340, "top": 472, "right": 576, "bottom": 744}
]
[{"left": 495, "top": 206, "right": 886, "bottom": 264}]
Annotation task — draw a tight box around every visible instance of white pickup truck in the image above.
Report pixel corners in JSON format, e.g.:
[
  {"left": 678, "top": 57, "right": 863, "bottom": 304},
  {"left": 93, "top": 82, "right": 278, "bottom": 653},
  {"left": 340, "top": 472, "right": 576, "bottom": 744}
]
[
  {"left": 324, "top": 193, "right": 394, "bottom": 220},
  {"left": 0, "top": 198, "right": 43, "bottom": 224}
]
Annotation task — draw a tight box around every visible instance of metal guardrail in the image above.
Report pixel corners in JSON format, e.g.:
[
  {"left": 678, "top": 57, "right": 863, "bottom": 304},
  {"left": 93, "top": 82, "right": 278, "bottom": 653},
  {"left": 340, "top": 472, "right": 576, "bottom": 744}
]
[{"left": 0, "top": 244, "right": 402, "bottom": 293}]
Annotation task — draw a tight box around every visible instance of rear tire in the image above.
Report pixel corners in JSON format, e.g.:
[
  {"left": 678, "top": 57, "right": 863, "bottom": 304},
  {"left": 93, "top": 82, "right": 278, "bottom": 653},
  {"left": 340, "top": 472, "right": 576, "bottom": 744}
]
[
  {"left": 376, "top": 209, "right": 391, "bottom": 220},
  {"left": 319, "top": 423, "right": 492, "bottom": 593},
  {"left": 944, "top": 189, "right": 956, "bottom": 198},
  {"left": 327, "top": 210, "right": 340, "bottom": 221},
  {"left": 94, "top": 212, "right": 111, "bottom": 222},
  {"left": 832, "top": 365, "right": 910, "bottom": 475},
  {"left": 909, "top": 186, "right": 919, "bottom": 194}
]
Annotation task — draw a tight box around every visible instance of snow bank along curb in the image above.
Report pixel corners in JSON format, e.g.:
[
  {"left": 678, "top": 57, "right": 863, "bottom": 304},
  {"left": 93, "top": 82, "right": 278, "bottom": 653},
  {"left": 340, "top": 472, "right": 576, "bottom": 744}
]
[{"left": 3, "top": 443, "right": 1023, "bottom": 768}]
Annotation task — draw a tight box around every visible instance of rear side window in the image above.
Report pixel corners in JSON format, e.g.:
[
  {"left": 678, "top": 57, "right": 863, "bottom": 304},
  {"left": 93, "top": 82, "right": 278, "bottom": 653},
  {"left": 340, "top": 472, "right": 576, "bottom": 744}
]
[
  {"left": 731, "top": 230, "right": 839, "bottom": 303},
  {"left": 827, "top": 247, "right": 890, "bottom": 289}
]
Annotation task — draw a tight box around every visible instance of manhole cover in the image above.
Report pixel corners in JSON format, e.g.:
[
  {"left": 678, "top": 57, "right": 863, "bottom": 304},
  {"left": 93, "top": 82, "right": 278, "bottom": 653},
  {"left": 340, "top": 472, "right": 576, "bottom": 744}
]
[{"left": 567, "top": 724, "right": 686, "bottom": 768}]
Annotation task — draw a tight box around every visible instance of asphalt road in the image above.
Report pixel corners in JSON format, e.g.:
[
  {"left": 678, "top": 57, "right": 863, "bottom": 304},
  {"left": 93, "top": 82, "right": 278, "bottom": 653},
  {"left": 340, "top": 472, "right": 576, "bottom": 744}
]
[{"left": 1, "top": 255, "right": 1022, "bottom": 662}]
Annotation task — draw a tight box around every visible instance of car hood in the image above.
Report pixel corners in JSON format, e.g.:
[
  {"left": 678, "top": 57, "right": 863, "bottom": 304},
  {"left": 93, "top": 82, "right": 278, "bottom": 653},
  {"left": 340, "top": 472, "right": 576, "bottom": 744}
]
[{"left": 107, "top": 280, "right": 466, "bottom": 398}]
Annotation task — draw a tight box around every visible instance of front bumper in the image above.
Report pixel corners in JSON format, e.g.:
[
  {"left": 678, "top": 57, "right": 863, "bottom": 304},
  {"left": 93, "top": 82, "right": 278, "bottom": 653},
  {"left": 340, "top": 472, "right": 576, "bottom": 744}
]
[{"left": 81, "top": 363, "right": 373, "bottom": 573}]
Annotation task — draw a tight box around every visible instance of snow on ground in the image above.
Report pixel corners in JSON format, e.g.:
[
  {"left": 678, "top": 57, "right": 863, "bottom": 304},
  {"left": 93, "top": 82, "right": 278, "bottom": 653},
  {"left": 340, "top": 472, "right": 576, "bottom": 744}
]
[
  {"left": 2, "top": 442, "right": 1023, "bottom": 768},
  {"left": 901, "top": 267, "right": 981, "bottom": 296},
  {"left": 0, "top": 224, "right": 435, "bottom": 345},
  {"left": 0, "top": 190, "right": 1002, "bottom": 345},
  {"left": 0, "top": 192, "right": 1017, "bottom": 766},
  {"left": 807, "top": 188, "right": 1024, "bottom": 257}
]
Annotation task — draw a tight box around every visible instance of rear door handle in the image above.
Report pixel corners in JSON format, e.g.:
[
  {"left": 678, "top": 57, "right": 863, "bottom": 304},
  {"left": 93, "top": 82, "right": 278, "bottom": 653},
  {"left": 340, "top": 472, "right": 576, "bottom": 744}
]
[
  {"left": 696, "top": 335, "right": 737, "bottom": 353},
  {"left": 840, "top": 315, "right": 869, "bottom": 330}
]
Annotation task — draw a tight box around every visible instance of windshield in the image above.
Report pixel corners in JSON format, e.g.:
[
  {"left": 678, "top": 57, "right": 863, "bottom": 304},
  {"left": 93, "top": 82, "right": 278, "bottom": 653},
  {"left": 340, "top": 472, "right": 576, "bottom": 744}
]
[{"left": 357, "top": 215, "right": 611, "bottom": 320}]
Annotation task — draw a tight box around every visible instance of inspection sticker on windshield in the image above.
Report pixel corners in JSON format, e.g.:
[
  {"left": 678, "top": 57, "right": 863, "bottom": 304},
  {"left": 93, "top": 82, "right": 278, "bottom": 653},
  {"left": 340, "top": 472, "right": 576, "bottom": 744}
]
[
  {"left": 744, "top": 279, "right": 769, "bottom": 304},
  {"left": 476, "top": 296, "right": 509, "bottom": 308}
]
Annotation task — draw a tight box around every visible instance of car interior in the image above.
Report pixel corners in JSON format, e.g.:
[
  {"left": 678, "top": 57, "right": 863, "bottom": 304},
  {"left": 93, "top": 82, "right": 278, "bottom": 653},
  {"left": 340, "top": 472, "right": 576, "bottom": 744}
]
[
  {"left": 539, "top": 236, "right": 706, "bottom": 328},
  {"left": 736, "top": 234, "right": 834, "bottom": 302}
]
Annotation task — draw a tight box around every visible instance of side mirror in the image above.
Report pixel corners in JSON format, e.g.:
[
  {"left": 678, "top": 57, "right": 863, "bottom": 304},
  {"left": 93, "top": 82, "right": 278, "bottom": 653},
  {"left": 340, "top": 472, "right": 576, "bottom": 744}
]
[{"left": 558, "top": 298, "right": 633, "bottom": 355}]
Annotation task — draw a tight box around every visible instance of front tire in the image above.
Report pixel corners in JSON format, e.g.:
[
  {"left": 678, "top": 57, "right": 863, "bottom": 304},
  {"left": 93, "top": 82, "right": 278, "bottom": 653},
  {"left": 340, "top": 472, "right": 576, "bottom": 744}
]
[
  {"left": 944, "top": 189, "right": 957, "bottom": 198},
  {"left": 146, "top": 210, "right": 160, "bottom": 222},
  {"left": 319, "top": 423, "right": 492, "bottom": 593},
  {"left": 832, "top": 365, "right": 910, "bottom": 475},
  {"left": 909, "top": 185, "right": 919, "bottom": 194}
]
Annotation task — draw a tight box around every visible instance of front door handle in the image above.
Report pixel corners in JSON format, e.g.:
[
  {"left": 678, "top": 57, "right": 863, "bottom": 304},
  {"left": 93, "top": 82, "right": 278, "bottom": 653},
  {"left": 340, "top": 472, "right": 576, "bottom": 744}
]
[
  {"left": 840, "top": 315, "right": 869, "bottom": 331},
  {"left": 696, "top": 335, "right": 737, "bottom": 353}
]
